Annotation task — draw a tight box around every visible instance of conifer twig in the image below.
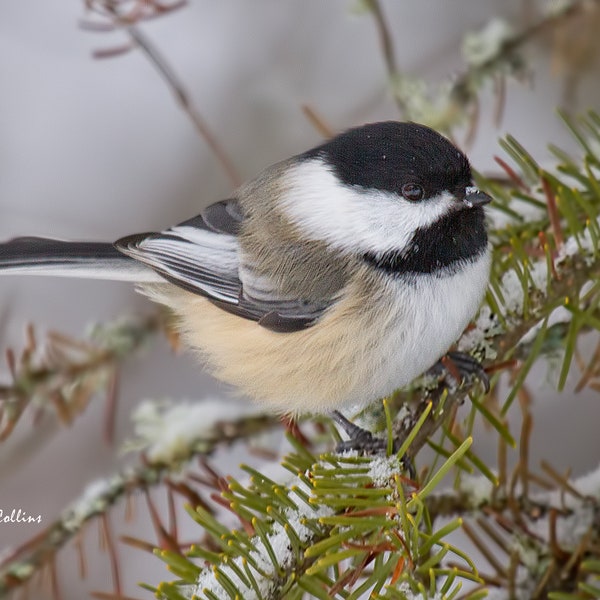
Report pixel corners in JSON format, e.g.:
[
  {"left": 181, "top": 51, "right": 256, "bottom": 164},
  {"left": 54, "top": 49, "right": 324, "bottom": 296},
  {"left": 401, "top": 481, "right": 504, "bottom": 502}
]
[
  {"left": 0, "top": 316, "right": 159, "bottom": 449},
  {"left": 0, "top": 411, "right": 277, "bottom": 596}
]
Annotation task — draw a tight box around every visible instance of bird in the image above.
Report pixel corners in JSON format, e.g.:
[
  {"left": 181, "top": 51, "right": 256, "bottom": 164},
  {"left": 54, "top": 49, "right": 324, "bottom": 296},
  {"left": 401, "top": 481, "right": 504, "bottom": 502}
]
[{"left": 0, "top": 121, "right": 492, "bottom": 448}]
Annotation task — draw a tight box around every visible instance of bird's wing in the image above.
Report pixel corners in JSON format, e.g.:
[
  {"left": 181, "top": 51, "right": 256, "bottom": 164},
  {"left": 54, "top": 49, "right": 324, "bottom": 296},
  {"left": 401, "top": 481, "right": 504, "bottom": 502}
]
[{"left": 115, "top": 199, "right": 330, "bottom": 332}]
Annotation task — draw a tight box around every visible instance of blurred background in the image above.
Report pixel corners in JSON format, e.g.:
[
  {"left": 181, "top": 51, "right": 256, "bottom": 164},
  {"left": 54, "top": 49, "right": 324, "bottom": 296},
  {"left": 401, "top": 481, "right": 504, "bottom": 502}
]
[{"left": 1, "top": 1, "right": 600, "bottom": 597}]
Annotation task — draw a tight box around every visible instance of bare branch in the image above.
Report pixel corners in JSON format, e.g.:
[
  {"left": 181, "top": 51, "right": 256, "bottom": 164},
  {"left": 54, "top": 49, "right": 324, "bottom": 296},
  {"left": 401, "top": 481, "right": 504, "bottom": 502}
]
[
  {"left": 80, "top": 1, "right": 241, "bottom": 187},
  {"left": 125, "top": 25, "right": 242, "bottom": 187},
  {"left": 364, "top": 0, "right": 408, "bottom": 116},
  {"left": 0, "top": 411, "right": 279, "bottom": 596}
]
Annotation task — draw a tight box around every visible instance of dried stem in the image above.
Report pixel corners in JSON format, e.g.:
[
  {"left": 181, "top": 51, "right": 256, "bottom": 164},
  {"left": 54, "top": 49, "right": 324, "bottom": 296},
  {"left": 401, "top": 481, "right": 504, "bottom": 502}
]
[
  {"left": 0, "top": 316, "right": 159, "bottom": 449},
  {"left": 101, "top": 513, "right": 122, "bottom": 596},
  {"left": 364, "top": 0, "right": 408, "bottom": 116},
  {"left": 81, "top": 1, "right": 241, "bottom": 187},
  {"left": 125, "top": 25, "right": 241, "bottom": 187},
  {"left": 301, "top": 104, "right": 334, "bottom": 138}
]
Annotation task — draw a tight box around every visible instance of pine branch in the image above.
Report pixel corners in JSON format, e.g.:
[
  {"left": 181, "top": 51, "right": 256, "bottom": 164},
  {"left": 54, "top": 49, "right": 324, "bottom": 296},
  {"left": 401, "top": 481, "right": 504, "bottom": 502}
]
[
  {"left": 149, "top": 394, "right": 600, "bottom": 599},
  {"left": 0, "top": 315, "right": 159, "bottom": 446},
  {"left": 149, "top": 431, "right": 479, "bottom": 600},
  {"left": 426, "top": 463, "right": 600, "bottom": 599},
  {"left": 0, "top": 404, "right": 278, "bottom": 597}
]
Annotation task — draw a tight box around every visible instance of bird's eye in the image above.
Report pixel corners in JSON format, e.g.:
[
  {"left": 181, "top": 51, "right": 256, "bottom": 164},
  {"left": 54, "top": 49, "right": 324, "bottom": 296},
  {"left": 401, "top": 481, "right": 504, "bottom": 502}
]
[{"left": 401, "top": 183, "right": 424, "bottom": 202}]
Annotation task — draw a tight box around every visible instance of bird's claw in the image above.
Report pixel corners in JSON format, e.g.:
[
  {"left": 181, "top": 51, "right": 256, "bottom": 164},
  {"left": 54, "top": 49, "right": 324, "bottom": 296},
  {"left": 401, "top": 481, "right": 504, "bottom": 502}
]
[
  {"left": 429, "top": 351, "right": 490, "bottom": 393},
  {"left": 330, "top": 410, "right": 416, "bottom": 478}
]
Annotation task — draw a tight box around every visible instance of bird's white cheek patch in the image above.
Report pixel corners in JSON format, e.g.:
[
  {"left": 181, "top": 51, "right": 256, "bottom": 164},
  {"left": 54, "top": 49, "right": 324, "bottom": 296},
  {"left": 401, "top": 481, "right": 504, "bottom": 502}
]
[{"left": 281, "top": 159, "right": 456, "bottom": 255}]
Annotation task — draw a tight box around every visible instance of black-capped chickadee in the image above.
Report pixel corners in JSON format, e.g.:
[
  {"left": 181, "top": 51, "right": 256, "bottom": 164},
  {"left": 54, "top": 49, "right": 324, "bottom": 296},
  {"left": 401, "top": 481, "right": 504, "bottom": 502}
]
[{"left": 0, "top": 122, "right": 492, "bottom": 438}]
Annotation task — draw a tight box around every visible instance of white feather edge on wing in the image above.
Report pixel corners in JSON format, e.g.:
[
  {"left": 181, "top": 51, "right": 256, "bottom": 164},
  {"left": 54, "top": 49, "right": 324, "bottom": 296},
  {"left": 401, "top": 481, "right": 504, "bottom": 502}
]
[
  {"left": 121, "top": 226, "right": 242, "bottom": 303},
  {"left": 0, "top": 260, "right": 162, "bottom": 282}
]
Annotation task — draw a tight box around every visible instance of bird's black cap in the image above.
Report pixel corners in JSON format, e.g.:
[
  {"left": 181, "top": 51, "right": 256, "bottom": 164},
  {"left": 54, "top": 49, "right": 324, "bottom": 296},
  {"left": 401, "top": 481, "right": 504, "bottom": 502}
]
[{"left": 303, "top": 121, "right": 472, "bottom": 201}]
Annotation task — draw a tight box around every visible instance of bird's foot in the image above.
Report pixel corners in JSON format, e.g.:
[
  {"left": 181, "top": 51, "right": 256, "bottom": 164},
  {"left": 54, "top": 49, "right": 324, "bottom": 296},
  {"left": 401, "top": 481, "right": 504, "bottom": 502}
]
[
  {"left": 429, "top": 351, "right": 490, "bottom": 393},
  {"left": 332, "top": 410, "right": 392, "bottom": 454},
  {"left": 330, "top": 410, "right": 415, "bottom": 477}
]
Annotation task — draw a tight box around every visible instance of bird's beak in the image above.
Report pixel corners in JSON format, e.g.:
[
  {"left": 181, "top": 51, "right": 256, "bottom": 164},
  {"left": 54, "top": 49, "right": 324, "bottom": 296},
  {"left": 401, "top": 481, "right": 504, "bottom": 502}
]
[{"left": 462, "top": 187, "right": 492, "bottom": 208}]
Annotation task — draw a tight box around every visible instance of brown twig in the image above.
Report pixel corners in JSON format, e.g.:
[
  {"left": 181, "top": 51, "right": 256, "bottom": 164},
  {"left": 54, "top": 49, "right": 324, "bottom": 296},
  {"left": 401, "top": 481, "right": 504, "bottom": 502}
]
[
  {"left": 125, "top": 25, "right": 241, "bottom": 187},
  {"left": 75, "top": 531, "right": 88, "bottom": 580},
  {"left": 540, "top": 460, "right": 586, "bottom": 501},
  {"left": 49, "top": 559, "right": 61, "bottom": 600},
  {"left": 518, "top": 409, "right": 533, "bottom": 500},
  {"left": 144, "top": 489, "right": 179, "bottom": 553},
  {"left": 301, "top": 105, "right": 334, "bottom": 138},
  {"left": 103, "top": 370, "right": 119, "bottom": 445},
  {"left": 541, "top": 175, "right": 565, "bottom": 248},
  {"left": 81, "top": 1, "right": 241, "bottom": 187},
  {"left": 364, "top": 0, "right": 408, "bottom": 116}
]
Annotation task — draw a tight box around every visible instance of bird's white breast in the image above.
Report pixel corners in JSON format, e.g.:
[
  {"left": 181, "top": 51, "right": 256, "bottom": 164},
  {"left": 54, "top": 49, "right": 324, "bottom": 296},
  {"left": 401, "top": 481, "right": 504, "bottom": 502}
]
[{"left": 346, "top": 253, "right": 492, "bottom": 408}]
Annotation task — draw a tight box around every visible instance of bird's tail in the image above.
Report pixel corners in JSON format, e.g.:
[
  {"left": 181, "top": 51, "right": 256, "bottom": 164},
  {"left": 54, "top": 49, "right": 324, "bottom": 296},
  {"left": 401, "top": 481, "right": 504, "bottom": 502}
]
[{"left": 0, "top": 236, "right": 161, "bottom": 282}]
